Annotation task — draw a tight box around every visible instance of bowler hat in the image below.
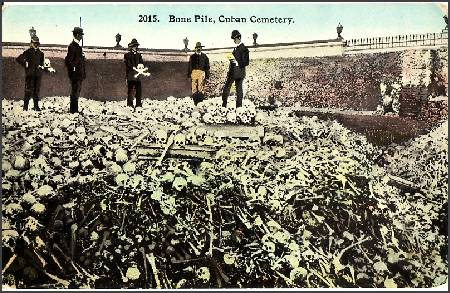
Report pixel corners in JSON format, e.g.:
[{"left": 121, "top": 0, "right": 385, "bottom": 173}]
[
  {"left": 72, "top": 27, "right": 84, "bottom": 35},
  {"left": 195, "top": 42, "right": 204, "bottom": 48},
  {"left": 231, "top": 30, "right": 241, "bottom": 39},
  {"left": 31, "top": 36, "right": 40, "bottom": 44},
  {"left": 128, "top": 38, "right": 140, "bottom": 47}
]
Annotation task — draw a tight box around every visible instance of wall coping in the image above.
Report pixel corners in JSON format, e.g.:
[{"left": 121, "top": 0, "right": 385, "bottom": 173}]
[
  {"left": 2, "top": 38, "right": 344, "bottom": 55},
  {"left": 344, "top": 44, "right": 448, "bottom": 55}
]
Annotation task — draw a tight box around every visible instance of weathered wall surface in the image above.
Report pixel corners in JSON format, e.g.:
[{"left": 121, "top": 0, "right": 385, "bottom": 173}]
[
  {"left": 2, "top": 46, "right": 191, "bottom": 100},
  {"left": 207, "top": 52, "right": 403, "bottom": 110},
  {"left": 207, "top": 48, "right": 447, "bottom": 115},
  {"left": 399, "top": 48, "right": 448, "bottom": 120},
  {"left": 2, "top": 43, "right": 447, "bottom": 122}
]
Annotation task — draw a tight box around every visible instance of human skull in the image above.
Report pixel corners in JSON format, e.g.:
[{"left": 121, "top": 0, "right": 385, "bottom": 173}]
[
  {"left": 173, "top": 134, "right": 186, "bottom": 148},
  {"left": 137, "top": 63, "right": 145, "bottom": 70},
  {"left": 60, "top": 118, "right": 72, "bottom": 129},
  {"left": 236, "top": 107, "right": 246, "bottom": 119},
  {"left": 202, "top": 135, "right": 214, "bottom": 146},
  {"left": 28, "top": 168, "right": 45, "bottom": 189},
  {"left": 237, "top": 108, "right": 252, "bottom": 124},
  {"left": 213, "top": 132, "right": 225, "bottom": 146},
  {"left": 39, "top": 127, "right": 51, "bottom": 137},
  {"left": 255, "top": 112, "right": 268, "bottom": 124},
  {"left": 273, "top": 134, "right": 284, "bottom": 145},
  {"left": 75, "top": 126, "right": 86, "bottom": 140},
  {"left": 213, "top": 113, "right": 225, "bottom": 124},
  {"left": 172, "top": 111, "right": 183, "bottom": 124},
  {"left": 261, "top": 234, "right": 276, "bottom": 253},
  {"left": 203, "top": 112, "right": 214, "bottom": 124},
  {"left": 248, "top": 134, "right": 261, "bottom": 145},
  {"left": 227, "top": 111, "right": 237, "bottom": 123},
  {"left": 185, "top": 130, "right": 197, "bottom": 144},
  {"left": 43, "top": 58, "right": 51, "bottom": 68},
  {"left": 196, "top": 267, "right": 210, "bottom": 283},
  {"left": 155, "top": 129, "right": 168, "bottom": 145},
  {"left": 207, "top": 105, "right": 217, "bottom": 115},
  {"left": 191, "top": 111, "right": 201, "bottom": 120},
  {"left": 14, "top": 155, "right": 28, "bottom": 170},
  {"left": 195, "top": 127, "right": 207, "bottom": 142},
  {"left": 164, "top": 110, "right": 174, "bottom": 121}
]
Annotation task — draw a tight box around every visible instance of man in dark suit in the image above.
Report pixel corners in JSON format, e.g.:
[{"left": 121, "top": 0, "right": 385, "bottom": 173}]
[
  {"left": 188, "top": 42, "right": 210, "bottom": 105},
  {"left": 124, "top": 38, "right": 144, "bottom": 108},
  {"left": 222, "top": 30, "right": 250, "bottom": 108},
  {"left": 16, "top": 36, "right": 44, "bottom": 111},
  {"left": 65, "top": 27, "right": 86, "bottom": 113}
]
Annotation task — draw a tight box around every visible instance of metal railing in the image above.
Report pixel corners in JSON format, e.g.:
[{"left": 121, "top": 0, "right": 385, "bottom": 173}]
[{"left": 345, "top": 31, "right": 448, "bottom": 50}]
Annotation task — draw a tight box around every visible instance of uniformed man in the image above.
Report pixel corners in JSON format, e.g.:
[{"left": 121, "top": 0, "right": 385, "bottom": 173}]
[
  {"left": 188, "top": 41, "right": 210, "bottom": 105},
  {"left": 124, "top": 38, "right": 144, "bottom": 108},
  {"left": 16, "top": 36, "right": 44, "bottom": 111},
  {"left": 65, "top": 27, "right": 86, "bottom": 113},
  {"left": 222, "top": 30, "right": 250, "bottom": 108}
]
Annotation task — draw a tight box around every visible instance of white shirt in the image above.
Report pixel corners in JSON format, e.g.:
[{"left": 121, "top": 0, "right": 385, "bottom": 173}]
[{"left": 232, "top": 43, "right": 242, "bottom": 65}]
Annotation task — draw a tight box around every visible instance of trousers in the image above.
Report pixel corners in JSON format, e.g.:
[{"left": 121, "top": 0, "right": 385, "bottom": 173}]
[
  {"left": 70, "top": 79, "right": 83, "bottom": 113},
  {"left": 24, "top": 76, "right": 41, "bottom": 110},
  {"left": 127, "top": 80, "right": 142, "bottom": 107},
  {"left": 191, "top": 69, "right": 206, "bottom": 94},
  {"left": 222, "top": 76, "right": 244, "bottom": 107}
]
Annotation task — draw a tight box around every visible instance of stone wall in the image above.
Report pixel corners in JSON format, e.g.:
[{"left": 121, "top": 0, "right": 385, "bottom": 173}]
[
  {"left": 205, "top": 47, "right": 447, "bottom": 120},
  {"left": 2, "top": 43, "right": 447, "bottom": 122},
  {"left": 2, "top": 46, "right": 191, "bottom": 101},
  {"left": 399, "top": 48, "right": 448, "bottom": 120},
  {"left": 206, "top": 52, "right": 403, "bottom": 110}
]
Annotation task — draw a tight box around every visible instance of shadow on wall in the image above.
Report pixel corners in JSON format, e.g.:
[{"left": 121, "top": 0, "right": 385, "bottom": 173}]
[{"left": 2, "top": 58, "right": 191, "bottom": 101}]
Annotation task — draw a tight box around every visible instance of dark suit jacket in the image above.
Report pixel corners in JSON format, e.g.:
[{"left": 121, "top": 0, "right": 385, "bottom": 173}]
[
  {"left": 65, "top": 41, "right": 86, "bottom": 81},
  {"left": 16, "top": 48, "right": 44, "bottom": 78},
  {"left": 188, "top": 53, "right": 210, "bottom": 79},
  {"left": 229, "top": 43, "right": 249, "bottom": 79},
  {"left": 124, "top": 51, "right": 144, "bottom": 81}
]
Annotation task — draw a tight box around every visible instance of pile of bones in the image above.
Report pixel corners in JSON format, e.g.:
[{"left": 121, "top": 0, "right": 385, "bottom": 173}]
[{"left": 1, "top": 95, "right": 448, "bottom": 289}]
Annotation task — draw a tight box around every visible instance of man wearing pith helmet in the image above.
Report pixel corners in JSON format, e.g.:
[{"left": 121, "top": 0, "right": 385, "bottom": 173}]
[
  {"left": 222, "top": 29, "right": 249, "bottom": 108},
  {"left": 124, "top": 38, "right": 144, "bottom": 108},
  {"left": 188, "top": 41, "right": 210, "bottom": 105},
  {"left": 16, "top": 35, "right": 44, "bottom": 111},
  {"left": 64, "top": 26, "right": 86, "bottom": 113}
]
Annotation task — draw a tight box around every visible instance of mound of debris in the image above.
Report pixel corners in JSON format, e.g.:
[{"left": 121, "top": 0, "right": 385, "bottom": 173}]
[{"left": 2, "top": 97, "right": 447, "bottom": 289}]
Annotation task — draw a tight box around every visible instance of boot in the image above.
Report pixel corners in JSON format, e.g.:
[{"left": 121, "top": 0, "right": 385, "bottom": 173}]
[
  {"left": 33, "top": 97, "right": 41, "bottom": 111},
  {"left": 23, "top": 96, "right": 30, "bottom": 111}
]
